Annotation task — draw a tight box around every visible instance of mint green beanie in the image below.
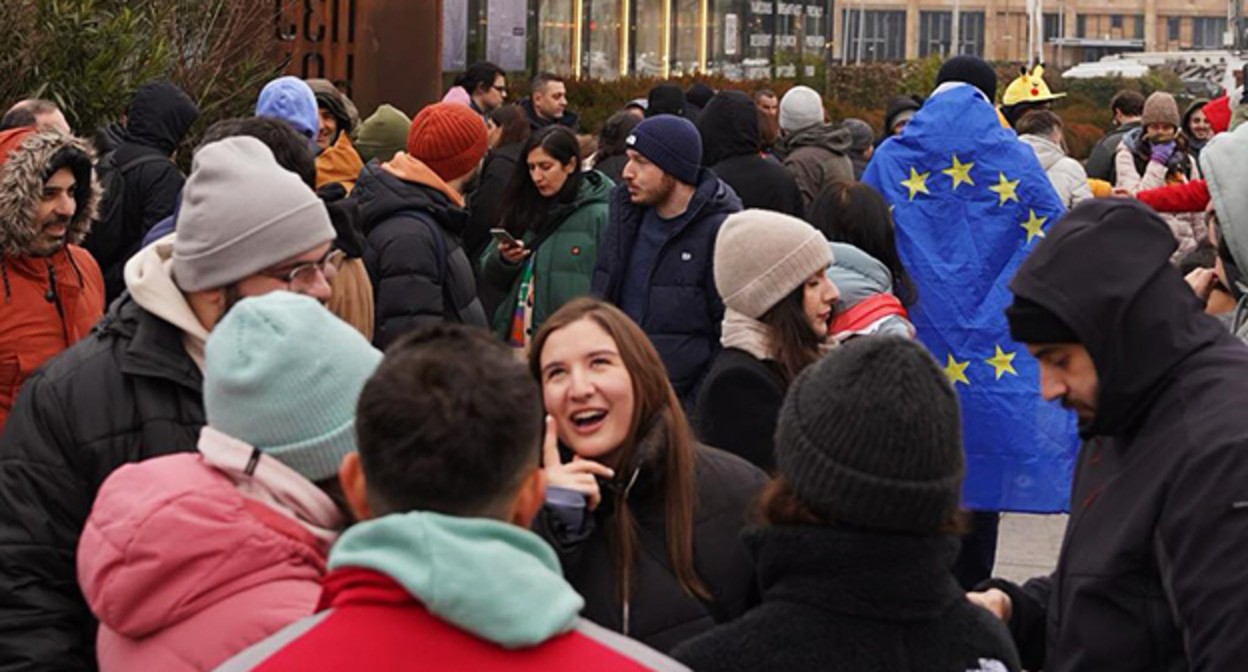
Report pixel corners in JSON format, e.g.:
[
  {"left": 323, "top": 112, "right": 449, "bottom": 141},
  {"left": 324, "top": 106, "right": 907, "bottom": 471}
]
[{"left": 204, "top": 292, "right": 383, "bottom": 482}]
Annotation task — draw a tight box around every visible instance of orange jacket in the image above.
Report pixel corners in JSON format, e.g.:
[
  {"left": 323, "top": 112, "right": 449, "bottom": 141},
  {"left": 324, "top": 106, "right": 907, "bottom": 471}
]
[
  {"left": 0, "top": 245, "right": 104, "bottom": 431},
  {"left": 315, "top": 133, "right": 364, "bottom": 194}
]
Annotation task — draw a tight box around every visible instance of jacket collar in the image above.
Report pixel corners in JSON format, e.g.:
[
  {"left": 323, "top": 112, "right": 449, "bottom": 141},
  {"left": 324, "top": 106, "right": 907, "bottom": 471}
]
[{"left": 101, "top": 293, "right": 203, "bottom": 393}]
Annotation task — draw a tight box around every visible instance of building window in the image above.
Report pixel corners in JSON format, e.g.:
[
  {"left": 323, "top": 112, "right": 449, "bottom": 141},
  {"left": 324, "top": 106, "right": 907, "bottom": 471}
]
[
  {"left": 1110, "top": 14, "right": 1123, "bottom": 30},
  {"left": 1167, "top": 16, "right": 1181, "bottom": 42},
  {"left": 582, "top": 0, "right": 623, "bottom": 78},
  {"left": 537, "top": 0, "right": 577, "bottom": 75},
  {"left": 1193, "top": 16, "right": 1227, "bottom": 49},
  {"left": 842, "top": 9, "right": 906, "bottom": 62},
  {"left": 1076, "top": 14, "right": 1087, "bottom": 38},
  {"left": 1043, "top": 12, "right": 1063, "bottom": 40},
  {"left": 1133, "top": 14, "right": 1144, "bottom": 39},
  {"left": 919, "top": 11, "right": 985, "bottom": 57}
]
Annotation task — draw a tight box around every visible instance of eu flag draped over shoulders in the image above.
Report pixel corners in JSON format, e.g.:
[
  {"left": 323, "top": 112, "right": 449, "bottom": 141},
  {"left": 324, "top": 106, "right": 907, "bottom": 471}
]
[{"left": 863, "top": 84, "right": 1078, "bottom": 513}]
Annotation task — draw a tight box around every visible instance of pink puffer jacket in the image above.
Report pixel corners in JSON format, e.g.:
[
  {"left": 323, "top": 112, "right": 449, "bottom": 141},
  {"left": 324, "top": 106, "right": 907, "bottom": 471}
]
[{"left": 77, "top": 452, "right": 333, "bottom": 671}]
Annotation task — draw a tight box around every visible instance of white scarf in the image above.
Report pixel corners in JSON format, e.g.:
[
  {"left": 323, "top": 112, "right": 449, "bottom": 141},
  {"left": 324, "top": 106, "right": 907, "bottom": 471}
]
[
  {"left": 197, "top": 426, "right": 344, "bottom": 551},
  {"left": 720, "top": 308, "right": 776, "bottom": 361}
]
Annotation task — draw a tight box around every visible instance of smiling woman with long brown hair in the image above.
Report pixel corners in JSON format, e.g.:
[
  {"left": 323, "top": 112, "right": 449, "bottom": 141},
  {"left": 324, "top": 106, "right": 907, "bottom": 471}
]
[{"left": 529, "top": 298, "right": 766, "bottom": 653}]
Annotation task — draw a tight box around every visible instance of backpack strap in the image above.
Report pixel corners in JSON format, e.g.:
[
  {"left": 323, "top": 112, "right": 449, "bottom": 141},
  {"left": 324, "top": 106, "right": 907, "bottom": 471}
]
[{"left": 395, "top": 209, "right": 463, "bottom": 323}]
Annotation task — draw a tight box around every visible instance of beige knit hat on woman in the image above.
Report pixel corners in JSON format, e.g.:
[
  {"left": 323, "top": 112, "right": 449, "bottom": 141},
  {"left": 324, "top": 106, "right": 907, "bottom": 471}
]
[
  {"left": 1141, "top": 92, "right": 1180, "bottom": 128},
  {"left": 714, "top": 209, "right": 832, "bottom": 319}
]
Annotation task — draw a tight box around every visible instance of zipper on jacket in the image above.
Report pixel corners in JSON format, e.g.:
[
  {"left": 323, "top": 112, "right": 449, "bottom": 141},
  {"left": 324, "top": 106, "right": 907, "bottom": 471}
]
[{"left": 45, "top": 260, "right": 70, "bottom": 344}]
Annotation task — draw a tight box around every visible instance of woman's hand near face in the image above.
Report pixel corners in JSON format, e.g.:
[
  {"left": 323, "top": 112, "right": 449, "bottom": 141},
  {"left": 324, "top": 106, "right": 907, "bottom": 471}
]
[{"left": 542, "top": 415, "right": 614, "bottom": 511}]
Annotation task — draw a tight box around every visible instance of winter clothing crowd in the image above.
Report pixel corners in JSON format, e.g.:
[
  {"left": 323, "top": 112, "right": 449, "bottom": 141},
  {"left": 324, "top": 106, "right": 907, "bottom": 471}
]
[{"left": 1, "top": 53, "right": 1248, "bottom": 671}]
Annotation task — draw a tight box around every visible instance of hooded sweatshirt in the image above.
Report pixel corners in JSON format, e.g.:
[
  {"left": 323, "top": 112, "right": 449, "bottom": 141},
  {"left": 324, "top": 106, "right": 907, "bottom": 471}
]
[
  {"left": 215, "top": 512, "right": 687, "bottom": 671},
  {"left": 697, "top": 91, "right": 803, "bottom": 217},
  {"left": 78, "top": 427, "right": 341, "bottom": 672},
  {"left": 992, "top": 199, "right": 1248, "bottom": 671},
  {"left": 1200, "top": 122, "right": 1248, "bottom": 339},
  {"left": 124, "top": 235, "right": 211, "bottom": 369},
  {"left": 0, "top": 128, "right": 104, "bottom": 432},
  {"left": 90, "top": 80, "right": 199, "bottom": 302},
  {"left": 773, "top": 123, "right": 855, "bottom": 208}
]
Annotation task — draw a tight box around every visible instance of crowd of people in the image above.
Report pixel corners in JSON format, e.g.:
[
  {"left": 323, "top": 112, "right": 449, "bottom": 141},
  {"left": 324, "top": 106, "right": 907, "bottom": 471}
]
[{"left": 1, "top": 52, "right": 1247, "bottom": 671}]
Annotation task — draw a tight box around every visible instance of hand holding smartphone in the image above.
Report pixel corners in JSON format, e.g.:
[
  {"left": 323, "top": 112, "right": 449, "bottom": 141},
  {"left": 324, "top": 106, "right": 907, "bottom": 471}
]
[{"left": 493, "top": 228, "right": 529, "bottom": 263}]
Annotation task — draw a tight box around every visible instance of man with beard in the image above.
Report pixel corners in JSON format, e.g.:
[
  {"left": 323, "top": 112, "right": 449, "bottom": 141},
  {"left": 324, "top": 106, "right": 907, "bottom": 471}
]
[
  {"left": 967, "top": 199, "right": 1248, "bottom": 671},
  {"left": 0, "top": 134, "right": 337, "bottom": 669},
  {"left": 592, "top": 115, "right": 742, "bottom": 405},
  {"left": 0, "top": 126, "right": 103, "bottom": 434}
]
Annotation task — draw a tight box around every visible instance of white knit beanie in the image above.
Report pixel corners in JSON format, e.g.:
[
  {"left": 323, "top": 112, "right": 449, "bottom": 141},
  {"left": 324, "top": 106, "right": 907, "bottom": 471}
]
[
  {"left": 780, "top": 86, "right": 825, "bottom": 132},
  {"left": 172, "top": 136, "right": 335, "bottom": 293},
  {"left": 715, "top": 209, "right": 833, "bottom": 319}
]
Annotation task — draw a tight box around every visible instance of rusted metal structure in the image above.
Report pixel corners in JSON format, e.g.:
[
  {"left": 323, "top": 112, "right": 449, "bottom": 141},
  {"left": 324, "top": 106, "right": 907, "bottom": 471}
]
[{"left": 275, "top": 0, "right": 444, "bottom": 118}]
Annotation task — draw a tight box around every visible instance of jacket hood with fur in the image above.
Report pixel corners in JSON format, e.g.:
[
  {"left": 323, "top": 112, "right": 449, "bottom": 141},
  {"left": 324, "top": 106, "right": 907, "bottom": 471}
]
[{"left": 0, "top": 129, "right": 99, "bottom": 256}]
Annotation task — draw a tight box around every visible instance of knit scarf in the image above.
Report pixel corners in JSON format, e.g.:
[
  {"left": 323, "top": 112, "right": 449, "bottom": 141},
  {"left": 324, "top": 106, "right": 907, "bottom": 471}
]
[
  {"left": 721, "top": 308, "right": 776, "bottom": 361},
  {"left": 197, "top": 426, "right": 344, "bottom": 552}
]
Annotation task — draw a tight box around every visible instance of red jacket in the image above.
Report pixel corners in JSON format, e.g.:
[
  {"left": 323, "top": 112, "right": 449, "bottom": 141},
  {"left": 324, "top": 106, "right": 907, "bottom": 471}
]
[
  {"left": 0, "top": 245, "right": 104, "bottom": 431},
  {"left": 1135, "top": 179, "right": 1210, "bottom": 214},
  {"left": 218, "top": 568, "right": 687, "bottom": 671}
]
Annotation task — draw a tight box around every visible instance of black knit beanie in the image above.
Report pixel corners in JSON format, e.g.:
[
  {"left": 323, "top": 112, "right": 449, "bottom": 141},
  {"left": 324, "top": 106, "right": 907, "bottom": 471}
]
[
  {"left": 936, "top": 55, "right": 999, "bottom": 102},
  {"left": 1005, "top": 295, "right": 1080, "bottom": 344},
  {"left": 774, "top": 337, "right": 964, "bottom": 534},
  {"left": 647, "top": 84, "right": 687, "bottom": 118}
]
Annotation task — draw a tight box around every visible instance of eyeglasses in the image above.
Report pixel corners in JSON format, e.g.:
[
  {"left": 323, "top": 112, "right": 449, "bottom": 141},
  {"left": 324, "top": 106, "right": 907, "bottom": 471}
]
[
  {"left": 259, "top": 249, "right": 346, "bottom": 290},
  {"left": 492, "top": 85, "right": 508, "bottom": 94}
]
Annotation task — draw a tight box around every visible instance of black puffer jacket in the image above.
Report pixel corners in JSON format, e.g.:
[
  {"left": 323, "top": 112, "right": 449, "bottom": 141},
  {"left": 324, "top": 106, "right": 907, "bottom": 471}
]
[
  {"left": 591, "top": 172, "right": 742, "bottom": 402},
  {"left": 535, "top": 425, "right": 767, "bottom": 654},
  {"left": 465, "top": 142, "right": 523, "bottom": 262},
  {"left": 989, "top": 199, "right": 1248, "bottom": 671},
  {"left": 85, "top": 80, "right": 199, "bottom": 303},
  {"left": 672, "top": 528, "right": 1021, "bottom": 672},
  {"left": 0, "top": 294, "right": 204, "bottom": 670},
  {"left": 354, "top": 161, "right": 487, "bottom": 348},
  {"left": 694, "top": 348, "right": 788, "bottom": 472},
  {"left": 697, "top": 91, "right": 803, "bottom": 218}
]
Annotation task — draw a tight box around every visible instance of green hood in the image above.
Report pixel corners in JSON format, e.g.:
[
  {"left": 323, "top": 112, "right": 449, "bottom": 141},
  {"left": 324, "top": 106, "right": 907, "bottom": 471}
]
[
  {"left": 328, "top": 511, "right": 584, "bottom": 648},
  {"left": 546, "top": 170, "right": 613, "bottom": 226},
  {"left": 352, "top": 104, "right": 411, "bottom": 164}
]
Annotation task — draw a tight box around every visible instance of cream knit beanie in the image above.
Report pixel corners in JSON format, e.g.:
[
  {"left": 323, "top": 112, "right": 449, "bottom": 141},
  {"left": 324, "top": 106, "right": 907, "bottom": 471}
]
[{"left": 714, "top": 209, "right": 832, "bottom": 319}]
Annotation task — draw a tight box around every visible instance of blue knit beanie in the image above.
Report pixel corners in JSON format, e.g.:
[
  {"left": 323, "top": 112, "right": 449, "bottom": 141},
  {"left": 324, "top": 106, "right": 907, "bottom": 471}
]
[
  {"left": 255, "top": 76, "right": 320, "bottom": 143},
  {"left": 204, "top": 292, "right": 383, "bottom": 482},
  {"left": 626, "top": 115, "right": 702, "bottom": 185}
]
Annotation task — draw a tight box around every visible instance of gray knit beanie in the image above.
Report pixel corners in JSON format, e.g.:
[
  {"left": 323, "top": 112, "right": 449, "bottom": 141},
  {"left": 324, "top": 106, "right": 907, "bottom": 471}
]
[
  {"left": 779, "top": 86, "right": 825, "bottom": 132},
  {"left": 714, "top": 210, "right": 832, "bottom": 319},
  {"left": 775, "top": 336, "right": 965, "bottom": 534},
  {"left": 172, "top": 136, "right": 335, "bottom": 293},
  {"left": 1142, "top": 92, "right": 1181, "bottom": 129}
]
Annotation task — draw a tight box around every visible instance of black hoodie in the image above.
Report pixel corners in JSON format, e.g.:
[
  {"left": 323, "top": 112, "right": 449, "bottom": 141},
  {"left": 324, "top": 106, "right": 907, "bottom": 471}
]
[
  {"left": 697, "top": 91, "right": 803, "bottom": 218},
  {"left": 88, "top": 80, "right": 199, "bottom": 302},
  {"left": 990, "top": 199, "right": 1248, "bottom": 671}
]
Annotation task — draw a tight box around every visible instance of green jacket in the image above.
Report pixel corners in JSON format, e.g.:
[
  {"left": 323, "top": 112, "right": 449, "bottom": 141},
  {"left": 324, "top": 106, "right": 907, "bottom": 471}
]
[{"left": 481, "top": 171, "right": 613, "bottom": 338}]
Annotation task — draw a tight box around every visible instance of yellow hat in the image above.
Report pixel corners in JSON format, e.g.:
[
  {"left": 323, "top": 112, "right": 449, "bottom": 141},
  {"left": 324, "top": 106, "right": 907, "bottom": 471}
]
[{"left": 1002, "top": 64, "right": 1066, "bottom": 106}]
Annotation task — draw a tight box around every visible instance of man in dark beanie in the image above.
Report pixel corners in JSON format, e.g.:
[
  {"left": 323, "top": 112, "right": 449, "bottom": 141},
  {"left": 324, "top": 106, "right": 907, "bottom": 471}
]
[
  {"left": 673, "top": 336, "right": 1021, "bottom": 672},
  {"left": 646, "top": 83, "right": 688, "bottom": 118},
  {"left": 592, "top": 114, "right": 742, "bottom": 405},
  {"left": 968, "top": 199, "right": 1248, "bottom": 671}
]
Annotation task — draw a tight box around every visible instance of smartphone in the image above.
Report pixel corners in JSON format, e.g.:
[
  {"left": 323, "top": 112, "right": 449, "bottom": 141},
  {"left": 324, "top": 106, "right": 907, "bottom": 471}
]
[{"left": 491, "top": 228, "right": 519, "bottom": 246}]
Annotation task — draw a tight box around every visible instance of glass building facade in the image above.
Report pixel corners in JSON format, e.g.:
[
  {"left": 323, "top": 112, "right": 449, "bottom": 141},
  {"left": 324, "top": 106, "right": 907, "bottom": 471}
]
[{"left": 445, "top": 0, "right": 834, "bottom": 80}]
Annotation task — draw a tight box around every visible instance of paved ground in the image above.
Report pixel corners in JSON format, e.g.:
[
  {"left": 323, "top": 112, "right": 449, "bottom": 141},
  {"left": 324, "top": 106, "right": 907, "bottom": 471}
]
[{"left": 992, "top": 513, "right": 1068, "bottom": 584}]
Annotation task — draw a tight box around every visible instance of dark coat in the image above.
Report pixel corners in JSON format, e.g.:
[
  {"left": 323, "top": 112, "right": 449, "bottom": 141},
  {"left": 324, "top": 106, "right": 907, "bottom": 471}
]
[
  {"left": 520, "top": 98, "right": 580, "bottom": 132},
  {"left": 774, "top": 124, "right": 855, "bottom": 208},
  {"left": 1084, "top": 120, "right": 1140, "bottom": 183},
  {"left": 86, "top": 81, "right": 199, "bottom": 302},
  {"left": 672, "top": 528, "right": 1021, "bottom": 672},
  {"left": 991, "top": 199, "right": 1248, "bottom": 671},
  {"left": 465, "top": 142, "right": 524, "bottom": 261},
  {"left": 594, "top": 153, "right": 629, "bottom": 185},
  {"left": 698, "top": 90, "right": 803, "bottom": 218},
  {"left": 535, "top": 435, "right": 767, "bottom": 654},
  {"left": 0, "top": 294, "right": 204, "bottom": 670},
  {"left": 353, "top": 161, "right": 488, "bottom": 349},
  {"left": 694, "top": 348, "right": 787, "bottom": 472},
  {"left": 591, "top": 172, "right": 742, "bottom": 402}
]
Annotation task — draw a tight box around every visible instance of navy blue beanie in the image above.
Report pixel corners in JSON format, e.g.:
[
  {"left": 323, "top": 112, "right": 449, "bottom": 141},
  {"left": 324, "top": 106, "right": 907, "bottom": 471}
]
[{"left": 626, "top": 115, "right": 702, "bottom": 185}]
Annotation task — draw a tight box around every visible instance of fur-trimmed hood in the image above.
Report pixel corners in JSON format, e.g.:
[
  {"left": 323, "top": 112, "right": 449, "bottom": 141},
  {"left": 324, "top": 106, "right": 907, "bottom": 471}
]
[{"left": 0, "top": 130, "right": 99, "bottom": 256}]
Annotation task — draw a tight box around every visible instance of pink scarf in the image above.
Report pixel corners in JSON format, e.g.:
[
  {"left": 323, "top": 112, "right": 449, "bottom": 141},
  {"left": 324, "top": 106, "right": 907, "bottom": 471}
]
[{"left": 197, "top": 427, "right": 344, "bottom": 551}]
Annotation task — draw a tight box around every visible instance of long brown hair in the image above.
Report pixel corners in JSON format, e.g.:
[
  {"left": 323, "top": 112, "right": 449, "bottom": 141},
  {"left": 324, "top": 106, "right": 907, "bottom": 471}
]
[
  {"left": 759, "top": 285, "right": 824, "bottom": 383},
  {"left": 529, "top": 298, "right": 709, "bottom": 604}
]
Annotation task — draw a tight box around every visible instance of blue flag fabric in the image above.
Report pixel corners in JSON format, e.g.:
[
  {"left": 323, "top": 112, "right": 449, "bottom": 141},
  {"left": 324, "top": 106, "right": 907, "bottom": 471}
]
[{"left": 863, "top": 84, "right": 1079, "bottom": 513}]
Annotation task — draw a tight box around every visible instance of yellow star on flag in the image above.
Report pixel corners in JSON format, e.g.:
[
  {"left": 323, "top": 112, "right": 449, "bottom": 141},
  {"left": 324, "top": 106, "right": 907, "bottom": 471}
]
[
  {"left": 1020, "top": 209, "right": 1047, "bottom": 244},
  {"left": 988, "top": 172, "right": 1020, "bottom": 206},
  {"left": 943, "top": 354, "right": 971, "bottom": 386},
  {"left": 900, "top": 167, "right": 931, "bottom": 201},
  {"left": 984, "top": 345, "right": 1018, "bottom": 381},
  {"left": 942, "top": 154, "right": 975, "bottom": 190}
]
